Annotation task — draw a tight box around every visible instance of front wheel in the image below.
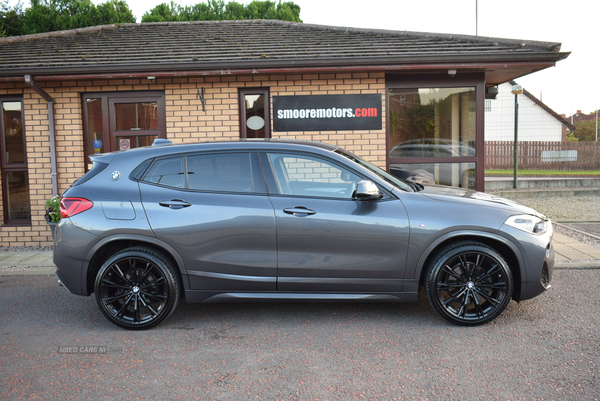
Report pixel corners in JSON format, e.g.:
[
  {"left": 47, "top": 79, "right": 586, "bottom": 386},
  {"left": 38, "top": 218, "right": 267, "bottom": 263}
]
[
  {"left": 425, "top": 241, "right": 513, "bottom": 326},
  {"left": 94, "top": 247, "right": 180, "bottom": 330}
]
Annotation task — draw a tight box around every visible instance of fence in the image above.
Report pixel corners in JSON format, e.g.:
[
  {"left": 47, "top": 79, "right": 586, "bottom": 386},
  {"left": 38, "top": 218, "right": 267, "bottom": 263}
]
[{"left": 485, "top": 141, "right": 600, "bottom": 172}]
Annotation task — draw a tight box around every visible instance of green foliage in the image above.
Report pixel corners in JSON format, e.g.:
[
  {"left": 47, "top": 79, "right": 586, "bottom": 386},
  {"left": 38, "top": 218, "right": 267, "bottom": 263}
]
[
  {"left": 566, "top": 132, "right": 578, "bottom": 142},
  {"left": 45, "top": 196, "right": 61, "bottom": 223},
  {"left": 485, "top": 169, "right": 600, "bottom": 177},
  {"left": 0, "top": 0, "right": 24, "bottom": 37},
  {"left": 572, "top": 114, "right": 599, "bottom": 142},
  {"left": 16, "top": 0, "right": 134, "bottom": 35},
  {"left": 142, "top": 0, "right": 302, "bottom": 23}
]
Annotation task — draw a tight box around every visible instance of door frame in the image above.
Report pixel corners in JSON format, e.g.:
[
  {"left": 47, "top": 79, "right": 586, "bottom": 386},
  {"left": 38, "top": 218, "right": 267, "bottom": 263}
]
[{"left": 82, "top": 91, "right": 166, "bottom": 170}]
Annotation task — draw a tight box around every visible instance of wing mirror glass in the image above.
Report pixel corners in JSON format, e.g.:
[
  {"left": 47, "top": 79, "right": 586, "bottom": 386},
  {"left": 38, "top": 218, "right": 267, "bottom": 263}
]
[{"left": 353, "top": 180, "right": 382, "bottom": 200}]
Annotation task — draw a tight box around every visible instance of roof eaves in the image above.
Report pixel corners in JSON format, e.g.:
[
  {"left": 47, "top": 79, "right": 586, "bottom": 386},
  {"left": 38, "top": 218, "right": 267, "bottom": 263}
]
[{"left": 0, "top": 51, "right": 570, "bottom": 78}]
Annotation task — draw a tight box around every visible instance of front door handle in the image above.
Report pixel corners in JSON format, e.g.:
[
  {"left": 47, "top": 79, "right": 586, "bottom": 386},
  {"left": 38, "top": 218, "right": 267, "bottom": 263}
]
[
  {"left": 159, "top": 199, "right": 192, "bottom": 209},
  {"left": 283, "top": 206, "right": 316, "bottom": 216}
]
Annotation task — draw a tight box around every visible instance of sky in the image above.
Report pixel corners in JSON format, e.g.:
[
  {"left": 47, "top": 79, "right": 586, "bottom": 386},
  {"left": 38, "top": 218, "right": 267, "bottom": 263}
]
[{"left": 42, "top": 0, "right": 600, "bottom": 116}]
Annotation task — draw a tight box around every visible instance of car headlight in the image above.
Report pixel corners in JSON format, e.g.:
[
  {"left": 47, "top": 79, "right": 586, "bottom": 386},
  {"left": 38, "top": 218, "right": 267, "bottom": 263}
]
[{"left": 505, "top": 214, "right": 550, "bottom": 235}]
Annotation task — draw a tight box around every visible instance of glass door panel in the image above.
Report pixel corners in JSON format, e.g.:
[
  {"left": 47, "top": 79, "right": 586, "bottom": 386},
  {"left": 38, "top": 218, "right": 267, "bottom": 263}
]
[
  {"left": 115, "top": 102, "right": 158, "bottom": 131},
  {"left": 115, "top": 135, "right": 158, "bottom": 151}
]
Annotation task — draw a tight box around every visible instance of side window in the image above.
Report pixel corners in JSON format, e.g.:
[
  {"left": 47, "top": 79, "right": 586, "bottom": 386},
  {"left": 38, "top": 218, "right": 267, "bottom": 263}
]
[
  {"left": 266, "top": 153, "right": 361, "bottom": 199},
  {"left": 1, "top": 99, "right": 30, "bottom": 224},
  {"left": 144, "top": 157, "right": 185, "bottom": 188},
  {"left": 187, "top": 153, "right": 254, "bottom": 193}
]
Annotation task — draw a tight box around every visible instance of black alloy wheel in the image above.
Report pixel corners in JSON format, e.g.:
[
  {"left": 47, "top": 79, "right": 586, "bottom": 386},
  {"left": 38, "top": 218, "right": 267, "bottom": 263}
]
[
  {"left": 94, "top": 247, "right": 180, "bottom": 330},
  {"left": 425, "top": 241, "right": 513, "bottom": 326}
]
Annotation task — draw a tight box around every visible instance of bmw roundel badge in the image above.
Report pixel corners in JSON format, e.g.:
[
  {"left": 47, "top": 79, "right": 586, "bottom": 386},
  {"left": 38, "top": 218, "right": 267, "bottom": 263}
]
[{"left": 111, "top": 171, "right": 121, "bottom": 181}]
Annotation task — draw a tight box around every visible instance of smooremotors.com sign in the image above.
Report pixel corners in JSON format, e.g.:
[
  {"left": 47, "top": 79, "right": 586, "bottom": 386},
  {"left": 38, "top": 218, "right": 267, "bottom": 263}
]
[{"left": 273, "top": 94, "right": 382, "bottom": 132}]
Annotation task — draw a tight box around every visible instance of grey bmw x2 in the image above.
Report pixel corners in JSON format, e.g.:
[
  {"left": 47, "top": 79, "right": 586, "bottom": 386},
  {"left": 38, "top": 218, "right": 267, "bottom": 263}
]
[{"left": 54, "top": 139, "right": 554, "bottom": 329}]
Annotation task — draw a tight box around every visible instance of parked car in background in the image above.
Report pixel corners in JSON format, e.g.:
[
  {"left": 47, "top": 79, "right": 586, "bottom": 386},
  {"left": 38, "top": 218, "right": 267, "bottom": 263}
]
[
  {"left": 54, "top": 139, "right": 554, "bottom": 329},
  {"left": 389, "top": 138, "right": 476, "bottom": 188}
]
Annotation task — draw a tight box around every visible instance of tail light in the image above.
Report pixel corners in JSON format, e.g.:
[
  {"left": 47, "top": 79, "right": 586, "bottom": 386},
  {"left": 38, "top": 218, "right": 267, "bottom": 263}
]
[{"left": 60, "top": 198, "right": 93, "bottom": 218}]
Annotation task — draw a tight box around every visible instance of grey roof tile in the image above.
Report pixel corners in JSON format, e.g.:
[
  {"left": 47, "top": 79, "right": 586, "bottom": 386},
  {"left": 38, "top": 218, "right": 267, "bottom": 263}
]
[{"left": 0, "top": 20, "right": 567, "bottom": 76}]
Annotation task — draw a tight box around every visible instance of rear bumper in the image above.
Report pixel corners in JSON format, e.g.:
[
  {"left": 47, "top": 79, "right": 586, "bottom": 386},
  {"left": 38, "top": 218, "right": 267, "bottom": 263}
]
[{"left": 53, "top": 219, "right": 99, "bottom": 296}]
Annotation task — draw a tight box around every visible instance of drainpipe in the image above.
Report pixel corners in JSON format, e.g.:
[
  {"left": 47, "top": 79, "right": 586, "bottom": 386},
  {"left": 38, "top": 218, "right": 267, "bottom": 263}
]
[{"left": 24, "top": 75, "right": 58, "bottom": 197}]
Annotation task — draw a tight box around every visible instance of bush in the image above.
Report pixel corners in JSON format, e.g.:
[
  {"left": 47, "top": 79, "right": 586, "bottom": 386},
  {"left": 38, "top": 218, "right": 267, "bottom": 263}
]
[{"left": 45, "top": 196, "right": 61, "bottom": 223}]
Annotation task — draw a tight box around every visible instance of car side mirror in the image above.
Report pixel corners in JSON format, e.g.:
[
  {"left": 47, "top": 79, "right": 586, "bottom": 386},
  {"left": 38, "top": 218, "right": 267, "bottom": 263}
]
[{"left": 353, "top": 180, "right": 382, "bottom": 200}]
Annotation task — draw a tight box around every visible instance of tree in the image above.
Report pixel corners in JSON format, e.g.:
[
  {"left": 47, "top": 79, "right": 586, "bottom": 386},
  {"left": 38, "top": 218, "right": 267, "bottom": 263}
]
[
  {"left": 96, "top": 0, "right": 136, "bottom": 25},
  {"left": 140, "top": 1, "right": 181, "bottom": 22},
  {"left": 20, "top": 0, "right": 135, "bottom": 35},
  {"left": 142, "top": 0, "right": 302, "bottom": 23},
  {"left": 0, "top": 0, "right": 24, "bottom": 37},
  {"left": 572, "top": 116, "right": 599, "bottom": 142}
]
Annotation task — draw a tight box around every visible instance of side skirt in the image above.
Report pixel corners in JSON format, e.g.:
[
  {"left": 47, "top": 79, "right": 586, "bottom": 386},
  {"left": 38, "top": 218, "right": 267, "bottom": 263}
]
[{"left": 184, "top": 290, "right": 418, "bottom": 303}]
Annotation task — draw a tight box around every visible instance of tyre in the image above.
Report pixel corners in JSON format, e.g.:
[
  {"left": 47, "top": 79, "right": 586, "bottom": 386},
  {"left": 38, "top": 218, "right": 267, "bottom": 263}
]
[
  {"left": 425, "top": 241, "right": 513, "bottom": 326},
  {"left": 94, "top": 247, "right": 181, "bottom": 330}
]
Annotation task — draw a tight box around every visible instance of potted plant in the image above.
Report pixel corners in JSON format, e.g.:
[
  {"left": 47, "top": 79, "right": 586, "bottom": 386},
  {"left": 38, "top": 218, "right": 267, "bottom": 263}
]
[{"left": 45, "top": 196, "right": 61, "bottom": 239}]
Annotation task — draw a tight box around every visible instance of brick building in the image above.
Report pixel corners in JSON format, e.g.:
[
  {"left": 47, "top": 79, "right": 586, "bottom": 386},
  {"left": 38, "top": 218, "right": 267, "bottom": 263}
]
[{"left": 0, "top": 20, "right": 568, "bottom": 246}]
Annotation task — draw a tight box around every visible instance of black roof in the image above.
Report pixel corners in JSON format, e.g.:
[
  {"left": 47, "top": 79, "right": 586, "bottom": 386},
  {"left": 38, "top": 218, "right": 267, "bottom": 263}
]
[{"left": 0, "top": 20, "right": 568, "bottom": 78}]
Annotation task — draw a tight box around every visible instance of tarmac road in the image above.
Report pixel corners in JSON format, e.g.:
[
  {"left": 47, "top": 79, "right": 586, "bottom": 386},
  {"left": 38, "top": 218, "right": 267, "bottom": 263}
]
[{"left": 1, "top": 271, "right": 599, "bottom": 400}]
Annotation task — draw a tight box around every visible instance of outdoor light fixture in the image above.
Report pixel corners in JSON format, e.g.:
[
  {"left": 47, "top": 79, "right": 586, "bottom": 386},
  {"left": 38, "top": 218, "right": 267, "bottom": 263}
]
[
  {"left": 147, "top": 76, "right": 156, "bottom": 82},
  {"left": 448, "top": 69, "right": 457, "bottom": 77},
  {"left": 485, "top": 86, "right": 499, "bottom": 99},
  {"left": 511, "top": 85, "right": 523, "bottom": 95}
]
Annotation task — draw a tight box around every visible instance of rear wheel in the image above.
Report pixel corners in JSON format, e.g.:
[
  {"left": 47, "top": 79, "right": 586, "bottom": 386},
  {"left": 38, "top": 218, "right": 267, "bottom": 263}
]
[
  {"left": 94, "top": 247, "right": 180, "bottom": 330},
  {"left": 425, "top": 241, "right": 513, "bottom": 326}
]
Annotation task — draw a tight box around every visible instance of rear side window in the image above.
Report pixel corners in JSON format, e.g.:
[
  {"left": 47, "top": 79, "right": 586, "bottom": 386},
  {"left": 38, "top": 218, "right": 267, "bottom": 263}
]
[{"left": 141, "top": 152, "right": 256, "bottom": 193}]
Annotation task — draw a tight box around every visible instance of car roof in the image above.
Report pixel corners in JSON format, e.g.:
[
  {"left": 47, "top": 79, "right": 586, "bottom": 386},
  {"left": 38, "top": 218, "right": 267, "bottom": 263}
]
[{"left": 90, "top": 139, "right": 341, "bottom": 164}]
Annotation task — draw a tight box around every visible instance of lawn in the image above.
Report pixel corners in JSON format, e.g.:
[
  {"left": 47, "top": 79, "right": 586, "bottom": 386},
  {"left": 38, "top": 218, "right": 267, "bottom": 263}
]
[{"left": 485, "top": 169, "right": 600, "bottom": 176}]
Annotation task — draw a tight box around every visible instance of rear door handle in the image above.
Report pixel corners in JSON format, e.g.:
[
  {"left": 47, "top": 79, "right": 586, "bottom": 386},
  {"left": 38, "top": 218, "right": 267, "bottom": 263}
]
[
  {"left": 159, "top": 199, "right": 192, "bottom": 209},
  {"left": 283, "top": 206, "right": 316, "bottom": 216}
]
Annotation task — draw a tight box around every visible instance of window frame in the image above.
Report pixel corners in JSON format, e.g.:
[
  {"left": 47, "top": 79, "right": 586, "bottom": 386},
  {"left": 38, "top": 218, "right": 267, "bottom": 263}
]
[
  {"left": 0, "top": 97, "right": 30, "bottom": 225},
  {"left": 386, "top": 73, "right": 485, "bottom": 192},
  {"left": 239, "top": 88, "right": 271, "bottom": 139},
  {"left": 260, "top": 151, "right": 387, "bottom": 200}
]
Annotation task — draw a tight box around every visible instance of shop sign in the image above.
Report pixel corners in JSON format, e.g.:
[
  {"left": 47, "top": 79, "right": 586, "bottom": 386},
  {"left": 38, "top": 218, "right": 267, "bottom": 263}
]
[{"left": 273, "top": 94, "right": 382, "bottom": 132}]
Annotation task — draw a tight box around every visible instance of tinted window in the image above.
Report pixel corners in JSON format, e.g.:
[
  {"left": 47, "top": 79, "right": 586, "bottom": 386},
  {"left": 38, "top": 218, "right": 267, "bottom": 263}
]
[
  {"left": 145, "top": 157, "right": 185, "bottom": 188},
  {"left": 266, "top": 153, "right": 361, "bottom": 199},
  {"left": 187, "top": 153, "right": 254, "bottom": 193}
]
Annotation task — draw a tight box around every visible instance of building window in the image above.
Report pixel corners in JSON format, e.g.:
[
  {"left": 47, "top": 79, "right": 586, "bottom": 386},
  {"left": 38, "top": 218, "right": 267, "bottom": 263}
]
[
  {"left": 0, "top": 98, "right": 30, "bottom": 224},
  {"left": 388, "top": 86, "right": 478, "bottom": 190},
  {"left": 82, "top": 92, "right": 166, "bottom": 171},
  {"left": 239, "top": 88, "right": 270, "bottom": 138}
]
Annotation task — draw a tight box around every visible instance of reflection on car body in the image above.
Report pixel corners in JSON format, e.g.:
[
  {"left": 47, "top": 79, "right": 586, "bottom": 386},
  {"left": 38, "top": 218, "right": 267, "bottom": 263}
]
[{"left": 54, "top": 139, "right": 554, "bottom": 329}]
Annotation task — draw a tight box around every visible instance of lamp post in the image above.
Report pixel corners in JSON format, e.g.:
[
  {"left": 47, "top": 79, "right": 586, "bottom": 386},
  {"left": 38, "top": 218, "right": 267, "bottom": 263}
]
[{"left": 511, "top": 85, "right": 523, "bottom": 189}]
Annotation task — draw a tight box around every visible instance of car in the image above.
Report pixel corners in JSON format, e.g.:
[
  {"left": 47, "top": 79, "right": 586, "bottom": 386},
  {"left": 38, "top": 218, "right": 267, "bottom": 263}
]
[
  {"left": 389, "top": 138, "right": 477, "bottom": 188},
  {"left": 54, "top": 139, "right": 554, "bottom": 330}
]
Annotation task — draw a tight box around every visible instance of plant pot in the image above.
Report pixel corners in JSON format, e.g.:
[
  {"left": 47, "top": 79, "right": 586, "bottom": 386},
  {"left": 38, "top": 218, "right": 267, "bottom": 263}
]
[{"left": 48, "top": 221, "right": 58, "bottom": 240}]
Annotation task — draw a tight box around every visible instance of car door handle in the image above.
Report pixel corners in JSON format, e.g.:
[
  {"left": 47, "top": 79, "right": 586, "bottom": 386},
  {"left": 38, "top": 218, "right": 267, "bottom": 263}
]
[
  {"left": 159, "top": 199, "right": 192, "bottom": 209},
  {"left": 283, "top": 206, "right": 316, "bottom": 216}
]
